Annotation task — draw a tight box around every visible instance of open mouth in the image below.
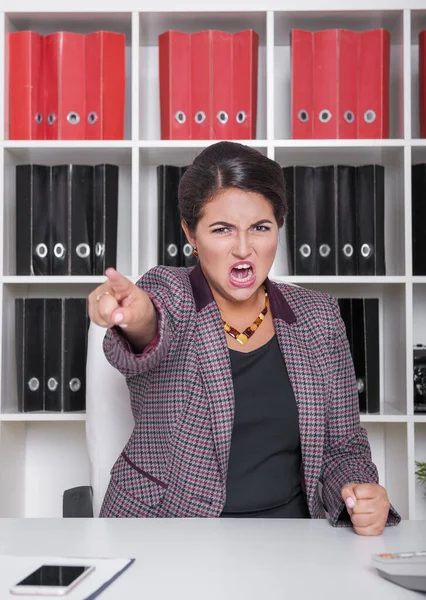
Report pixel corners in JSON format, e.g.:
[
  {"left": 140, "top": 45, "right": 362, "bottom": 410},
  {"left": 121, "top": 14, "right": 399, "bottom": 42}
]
[{"left": 229, "top": 263, "right": 255, "bottom": 283}]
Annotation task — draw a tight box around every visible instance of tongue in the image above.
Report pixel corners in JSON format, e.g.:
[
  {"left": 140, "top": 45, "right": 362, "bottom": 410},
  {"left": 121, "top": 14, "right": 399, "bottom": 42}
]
[{"left": 232, "top": 267, "right": 250, "bottom": 279}]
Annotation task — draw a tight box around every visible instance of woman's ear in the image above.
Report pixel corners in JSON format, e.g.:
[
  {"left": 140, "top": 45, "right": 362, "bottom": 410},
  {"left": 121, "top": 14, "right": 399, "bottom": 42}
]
[{"left": 181, "top": 220, "right": 196, "bottom": 247}]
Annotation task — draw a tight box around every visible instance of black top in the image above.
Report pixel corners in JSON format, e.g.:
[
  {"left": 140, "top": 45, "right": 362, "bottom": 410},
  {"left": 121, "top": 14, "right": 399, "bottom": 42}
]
[{"left": 220, "top": 335, "right": 310, "bottom": 518}]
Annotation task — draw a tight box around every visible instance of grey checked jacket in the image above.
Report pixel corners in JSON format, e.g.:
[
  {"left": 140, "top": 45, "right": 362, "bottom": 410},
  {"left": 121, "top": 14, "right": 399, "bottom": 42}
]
[{"left": 99, "top": 263, "right": 400, "bottom": 526}]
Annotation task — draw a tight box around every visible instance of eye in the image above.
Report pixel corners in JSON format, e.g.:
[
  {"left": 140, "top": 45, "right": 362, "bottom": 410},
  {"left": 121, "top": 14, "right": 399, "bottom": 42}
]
[
  {"left": 253, "top": 225, "right": 270, "bottom": 232},
  {"left": 212, "top": 227, "right": 230, "bottom": 234}
]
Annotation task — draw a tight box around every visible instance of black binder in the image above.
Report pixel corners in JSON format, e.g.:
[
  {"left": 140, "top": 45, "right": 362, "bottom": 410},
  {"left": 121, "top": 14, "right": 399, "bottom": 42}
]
[
  {"left": 62, "top": 298, "right": 88, "bottom": 411},
  {"left": 356, "top": 165, "right": 385, "bottom": 276},
  {"left": 412, "top": 164, "right": 426, "bottom": 275},
  {"left": 93, "top": 164, "right": 119, "bottom": 275},
  {"left": 44, "top": 298, "right": 62, "bottom": 411},
  {"left": 315, "top": 166, "right": 336, "bottom": 276},
  {"left": 16, "top": 165, "right": 51, "bottom": 275},
  {"left": 15, "top": 298, "right": 45, "bottom": 412},
  {"left": 283, "top": 166, "right": 316, "bottom": 275},
  {"left": 50, "top": 165, "right": 94, "bottom": 276},
  {"left": 337, "top": 166, "right": 357, "bottom": 275},
  {"left": 157, "top": 165, "right": 183, "bottom": 267},
  {"left": 338, "top": 297, "right": 380, "bottom": 414}
]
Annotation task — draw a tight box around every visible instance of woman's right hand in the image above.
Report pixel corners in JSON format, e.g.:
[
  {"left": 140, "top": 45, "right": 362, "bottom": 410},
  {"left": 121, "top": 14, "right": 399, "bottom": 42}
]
[{"left": 88, "top": 268, "right": 152, "bottom": 330}]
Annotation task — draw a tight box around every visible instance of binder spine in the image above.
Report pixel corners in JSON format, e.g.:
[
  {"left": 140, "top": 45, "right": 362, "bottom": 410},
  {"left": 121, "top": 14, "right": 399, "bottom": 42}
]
[
  {"left": 93, "top": 164, "right": 119, "bottom": 275},
  {"left": 315, "top": 165, "right": 336, "bottom": 275},
  {"left": 51, "top": 165, "right": 70, "bottom": 275},
  {"left": 16, "top": 165, "right": 51, "bottom": 275},
  {"left": 291, "top": 29, "right": 313, "bottom": 139},
  {"left": 191, "top": 31, "right": 211, "bottom": 140},
  {"left": 355, "top": 165, "right": 386, "bottom": 275},
  {"left": 44, "top": 298, "right": 62, "bottom": 411},
  {"left": 294, "top": 166, "right": 316, "bottom": 275},
  {"left": 313, "top": 30, "right": 339, "bottom": 139},
  {"left": 9, "top": 31, "right": 45, "bottom": 140},
  {"left": 15, "top": 298, "right": 45, "bottom": 412},
  {"left": 231, "top": 30, "right": 259, "bottom": 140},
  {"left": 157, "top": 165, "right": 182, "bottom": 267},
  {"left": 70, "top": 165, "right": 94, "bottom": 275},
  {"left": 159, "top": 31, "right": 192, "bottom": 140},
  {"left": 336, "top": 165, "right": 357, "bottom": 275},
  {"left": 211, "top": 30, "right": 233, "bottom": 140},
  {"left": 412, "top": 164, "right": 426, "bottom": 275},
  {"left": 62, "top": 298, "right": 89, "bottom": 411}
]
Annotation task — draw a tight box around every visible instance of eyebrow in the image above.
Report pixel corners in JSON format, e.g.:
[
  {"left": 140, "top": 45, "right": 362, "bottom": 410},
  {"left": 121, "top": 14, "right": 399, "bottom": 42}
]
[{"left": 209, "top": 219, "right": 273, "bottom": 228}]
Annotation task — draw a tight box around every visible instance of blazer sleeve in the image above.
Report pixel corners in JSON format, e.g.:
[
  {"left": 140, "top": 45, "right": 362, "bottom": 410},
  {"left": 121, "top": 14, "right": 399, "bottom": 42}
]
[
  {"left": 102, "top": 266, "right": 184, "bottom": 378},
  {"left": 320, "top": 296, "right": 401, "bottom": 528}
]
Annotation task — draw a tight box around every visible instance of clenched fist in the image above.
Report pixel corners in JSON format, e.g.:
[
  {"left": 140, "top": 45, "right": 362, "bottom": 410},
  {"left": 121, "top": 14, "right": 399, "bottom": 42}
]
[
  {"left": 341, "top": 482, "right": 390, "bottom": 536},
  {"left": 88, "top": 268, "right": 157, "bottom": 352}
]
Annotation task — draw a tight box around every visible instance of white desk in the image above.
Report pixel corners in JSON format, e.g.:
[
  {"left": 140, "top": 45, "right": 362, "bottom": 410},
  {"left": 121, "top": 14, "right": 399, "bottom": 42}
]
[{"left": 0, "top": 519, "right": 425, "bottom": 599}]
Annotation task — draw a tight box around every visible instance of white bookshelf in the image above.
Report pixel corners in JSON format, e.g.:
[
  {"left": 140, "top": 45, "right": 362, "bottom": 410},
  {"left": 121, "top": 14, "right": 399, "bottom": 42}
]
[{"left": 0, "top": 1, "right": 425, "bottom": 519}]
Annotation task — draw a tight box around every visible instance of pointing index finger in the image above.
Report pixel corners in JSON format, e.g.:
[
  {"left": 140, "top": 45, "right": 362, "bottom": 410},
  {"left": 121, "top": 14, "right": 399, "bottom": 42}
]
[{"left": 105, "top": 268, "right": 133, "bottom": 297}]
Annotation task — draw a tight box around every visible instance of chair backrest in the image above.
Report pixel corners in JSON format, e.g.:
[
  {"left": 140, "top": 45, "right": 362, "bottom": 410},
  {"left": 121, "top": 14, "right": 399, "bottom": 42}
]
[{"left": 85, "top": 322, "right": 134, "bottom": 517}]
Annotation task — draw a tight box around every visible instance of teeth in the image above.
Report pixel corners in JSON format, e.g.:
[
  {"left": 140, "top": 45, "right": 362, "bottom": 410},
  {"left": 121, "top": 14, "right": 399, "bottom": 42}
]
[{"left": 234, "top": 263, "right": 251, "bottom": 270}]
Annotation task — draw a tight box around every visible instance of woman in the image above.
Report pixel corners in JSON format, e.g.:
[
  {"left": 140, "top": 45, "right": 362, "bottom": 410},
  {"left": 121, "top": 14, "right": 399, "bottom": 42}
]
[{"left": 89, "top": 141, "right": 400, "bottom": 534}]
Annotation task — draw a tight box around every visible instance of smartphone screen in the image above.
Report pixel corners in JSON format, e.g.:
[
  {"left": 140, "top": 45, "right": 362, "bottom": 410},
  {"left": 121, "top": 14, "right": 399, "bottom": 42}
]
[{"left": 16, "top": 565, "right": 91, "bottom": 587}]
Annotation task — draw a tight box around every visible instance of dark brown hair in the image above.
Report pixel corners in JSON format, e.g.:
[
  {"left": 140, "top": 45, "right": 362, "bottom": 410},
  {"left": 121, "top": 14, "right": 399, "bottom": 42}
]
[{"left": 178, "top": 141, "right": 287, "bottom": 233}]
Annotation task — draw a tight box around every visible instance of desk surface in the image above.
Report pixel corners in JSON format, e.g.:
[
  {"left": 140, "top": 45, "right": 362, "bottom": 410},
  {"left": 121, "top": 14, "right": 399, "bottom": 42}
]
[{"left": 0, "top": 519, "right": 425, "bottom": 599}]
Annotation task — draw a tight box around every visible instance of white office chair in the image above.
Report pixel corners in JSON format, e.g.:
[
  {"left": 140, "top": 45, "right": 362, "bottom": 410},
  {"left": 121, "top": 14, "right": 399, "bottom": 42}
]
[{"left": 63, "top": 322, "right": 134, "bottom": 517}]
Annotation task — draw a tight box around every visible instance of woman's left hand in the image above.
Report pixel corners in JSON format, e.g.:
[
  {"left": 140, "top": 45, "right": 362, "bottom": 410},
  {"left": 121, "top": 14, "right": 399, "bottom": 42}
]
[{"left": 341, "top": 483, "right": 390, "bottom": 536}]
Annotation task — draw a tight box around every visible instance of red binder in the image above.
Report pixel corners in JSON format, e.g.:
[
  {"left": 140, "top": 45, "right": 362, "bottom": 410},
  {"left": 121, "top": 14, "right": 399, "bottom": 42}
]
[
  {"left": 85, "top": 31, "right": 126, "bottom": 140},
  {"left": 291, "top": 29, "right": 313, "bottom": 139},
  {"left": 313, "top": 29, "right": 339, "bottom": 139},
  {"left": 338, "top": 29, "right": 358, "bottom": 139},
  {"left": 191, "top": 31, "right": 211, "bottom": 139},
  {"left": 357, "top": 29, "right": 390, "bottom": 139},
  {"left": 9, "top": 31, "right": 45, "bottom": 140},
  {"left": 159, "top": 31, "right": 191, "bottom": 140},
  {"left": 232, "top": 30, "right": 258, "bottom": 139},
  {"left": 44, "top": 32, "right": 86, "bottom": 140},
  {"left": 420, "top": 31, "right": 426, "bottom": 138},
  {"left": 211, "top": 30, "right": 233, "bottom": 139}
]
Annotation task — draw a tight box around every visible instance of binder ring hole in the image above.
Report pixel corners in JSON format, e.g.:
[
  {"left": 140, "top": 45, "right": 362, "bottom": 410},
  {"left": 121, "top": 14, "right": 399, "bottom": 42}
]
[
  {"left": 76, "top": 243, "right": 90, "bottom": 258},
  {"left": 344, "top": 111, "right": 355, "bottom": 123},
  {"left": 175, "top": 111, "right": 186, "bottom": 124},
  {"left": 54, "top": 243, "right": 66, "bottom": 259},
  {"left": 343, "top": 243, "right": 354, "bottom": 257},
  {"left": 319, "top": 110, "right": 332, "bottom": 123},
  {"left": 47, "top": 113, "right": 56, "bottom": 125},
  {"left": 167, "top": 243, "right": 178, "bottom": 258},
  {"left": 361, "top": 243, "right": 373, "bottom": 258},
  {"left": 298, "top": 110, "right": 309, "bottom": 123},
  {"left": 236, "top": 111, "right": 247, "bottom": 124},
  {"left": 35, "top": 243, "right": 48, "bottom": 258},
  {"left": 69, "top": 378, "right": 81, "bottom": 392},
  {"left": 364, "top": 110, "right": 376, "bottom": 123},
  {"left": 88, "top": 112, "right": 98, "bottom": 124},
  {"left": 357, "top": 377, "right": 365, "bottom": 394},
  {"left": 195, "top": 111, "right": 206, "bottom": 124},
  {"left": 67, "top": 112, "right": 80, "bottom": 125},
  {"left": 95, "top": 242, "right": 105, "bottom": 257},
  {"left": 47, "top": 378, "right": 59, "bottom": 392},
  {"left": 183, "top": 243, "right": 193, "bottom": 257},
  {"left": 299, "top": 244, "right": 311, "bottom": 258},
  {"left": 319, "top": 244, "right": 331, "bottom": 258},
  {"left": 217, "top": 111, "right": 228, "bottom": 124},
  {"left": 28, "top": 377, "right": 40, "bottom": 392},
  {"left": 35, "top": 113, "right": 43, "bottom": 124}
]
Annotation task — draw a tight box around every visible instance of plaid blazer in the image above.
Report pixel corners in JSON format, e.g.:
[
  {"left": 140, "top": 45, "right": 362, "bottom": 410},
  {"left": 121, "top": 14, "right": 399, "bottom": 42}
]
[{"left": 99, "top": 264, "right": 400, "bottom": 526}]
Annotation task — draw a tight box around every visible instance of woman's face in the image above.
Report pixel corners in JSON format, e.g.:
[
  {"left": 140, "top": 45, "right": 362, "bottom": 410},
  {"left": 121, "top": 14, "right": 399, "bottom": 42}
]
[{"left": 183, "top": 188, "right": 279, "bottom": 305}]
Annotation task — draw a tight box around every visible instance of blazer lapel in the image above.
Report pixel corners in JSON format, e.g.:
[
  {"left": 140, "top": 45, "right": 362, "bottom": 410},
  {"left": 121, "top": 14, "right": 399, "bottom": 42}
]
[
  {"left": 189, "top": 265, "right": 235, "bottom": 486},
  {"left": 268, "top": 281, "right": 326, "bottom": 509}
]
